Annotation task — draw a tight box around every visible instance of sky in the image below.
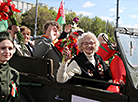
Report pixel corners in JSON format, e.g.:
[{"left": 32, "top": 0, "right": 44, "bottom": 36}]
[{"left": 22, "top": 0, "right": 138, "bottom": 29}]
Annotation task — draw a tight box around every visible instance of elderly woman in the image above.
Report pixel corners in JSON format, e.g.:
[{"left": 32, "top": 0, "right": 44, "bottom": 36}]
[
  {"left": 0, "top": 31, "right": 19, "bottom": 102},
  {"left": 57, "top": 32, "right": 111, "bottom": 89}
]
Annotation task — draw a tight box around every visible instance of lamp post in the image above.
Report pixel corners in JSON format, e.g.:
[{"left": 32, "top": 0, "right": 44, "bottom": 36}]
[
  {"left": 33, "top": 0, "right": 38, "bottom": 40},
  {"left": 116, "top": 0, "right": 119, "bottom": 29}
]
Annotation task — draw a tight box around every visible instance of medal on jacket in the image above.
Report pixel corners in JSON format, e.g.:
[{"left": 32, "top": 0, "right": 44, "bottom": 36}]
[
  {"left": 87, "top": 69, "right": 93, "bottom": 77},
  {"left": 97, "top": 59, "right": 105, "bottom": 78},
  {"left": 11, "top": 82, "right": 18, "bottom": 97}
]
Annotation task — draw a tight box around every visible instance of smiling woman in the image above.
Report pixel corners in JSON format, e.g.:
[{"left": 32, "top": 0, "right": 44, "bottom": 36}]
[
  {"left": 0, "top": 31, "right": 19, "bottom": 102},
  {"left": 57, "top": 31, "right": 112, "bottom": 89}
]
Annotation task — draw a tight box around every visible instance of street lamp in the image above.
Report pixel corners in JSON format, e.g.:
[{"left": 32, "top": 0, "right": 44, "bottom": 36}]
[{"left": 33, "top": 0, "right": 38, "bottom": 40}]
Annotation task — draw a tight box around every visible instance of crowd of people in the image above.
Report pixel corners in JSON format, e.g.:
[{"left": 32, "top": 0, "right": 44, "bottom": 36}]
[{"left": 0, "top": 20, "right": 126, "bottom": 101}]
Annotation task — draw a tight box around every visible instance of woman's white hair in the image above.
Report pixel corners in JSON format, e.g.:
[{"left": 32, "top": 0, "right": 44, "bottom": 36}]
[
  {"left": 98, "top": 33, "right": 108, "bottom": 39},
  {"left": 77, "top": 31, "right": 100, "bottom": 53}
]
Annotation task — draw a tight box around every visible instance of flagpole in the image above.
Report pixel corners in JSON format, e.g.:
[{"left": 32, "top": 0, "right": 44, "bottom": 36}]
[{"left": 61, "top": 0, "right": 63, "bottom": 33}]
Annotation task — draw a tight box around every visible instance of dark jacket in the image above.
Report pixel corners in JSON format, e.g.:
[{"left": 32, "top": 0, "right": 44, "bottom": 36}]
[
  {"left": 33, "top": 37, "right": 62, "bottom": 77},
  {"left": 69, "top": 52, "right": 111, "bottom": 89},
  {"left": 0, "top": 62, "right": 19, "bottom": 102}
]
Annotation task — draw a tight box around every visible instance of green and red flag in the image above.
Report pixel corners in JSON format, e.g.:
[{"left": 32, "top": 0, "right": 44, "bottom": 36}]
[
  {"left": 109, "top": 55, "right": 126, "bottom": 82},
  {"left": 97, "top": 43, "right": 126, "bottom": 93},
  {"left": 55, "top": 1, "right": 66, "bottom": 25},
  {"left": 96, "top": 43, "right": 116, "bottom": 61}
]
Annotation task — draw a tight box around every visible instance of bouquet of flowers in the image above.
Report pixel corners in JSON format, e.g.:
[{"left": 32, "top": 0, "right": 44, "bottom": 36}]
[
  {"left": 55, "top": 34, "right": 79, "bottom": 57},
  {"left": 55, "top": 17, "right": 80, "bottom": 63},
  {"left": 0, "top": 0, "right": 24, "bottom": 45}
]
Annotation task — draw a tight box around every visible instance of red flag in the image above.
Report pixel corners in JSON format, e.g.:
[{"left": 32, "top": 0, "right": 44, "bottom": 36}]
[
  {"left": 96, "top": 43, "right": 116, "bottom": 61},
  {"left": 110, "top": 55, "right": 126, "bottom": 82},
  {"left": 55, "top": 1, "right": 66, "bottom": 25}
]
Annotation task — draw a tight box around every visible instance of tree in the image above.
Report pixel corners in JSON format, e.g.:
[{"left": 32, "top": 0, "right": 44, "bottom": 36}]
[{"left": 21, "top": 6, "right": 54, "bottom": 36}]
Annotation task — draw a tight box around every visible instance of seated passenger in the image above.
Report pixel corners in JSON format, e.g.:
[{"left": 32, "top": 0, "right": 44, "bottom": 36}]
[
  {"left": 98, "top": 33, "right": 108, "bottom": 44},
  {"left": 33, "top": 21, "right": 62, "bottom": 77},
  {"left": 20, "top": 26, "right": 34, "bottom": 57},
  {"left": 97, "top": 33, "right": 126, "bottom": 93},
  {"left": 0, "top": 31, "right": 19, "bottom": 102},
  {"left": 9, "top": 25, "right": 34, "bottom": 57},
  {"left": 57, "top": 32, "right": 112, "bottom": 89}
]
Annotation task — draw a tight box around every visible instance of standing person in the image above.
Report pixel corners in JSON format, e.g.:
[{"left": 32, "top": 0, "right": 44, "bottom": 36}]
[
  {"left": 33, "top": 21, "right": 62, "bottom": 77},
  {"left": 0, "top": 31, "right": 19, "bottom": 102},
  {"left": 57, "top": 32, "right": 111, "bottom": 89}
]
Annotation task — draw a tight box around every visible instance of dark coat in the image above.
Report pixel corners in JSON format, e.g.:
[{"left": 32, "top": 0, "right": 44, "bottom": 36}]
[
  {"left": 68, "top": 52, "right": 111, "bottom": 89},
  {"left": 34, "top": 37, "right": 62, "bottom": 77},
  {"left": 0, "top": 62, "right": 19, "bottom": 102}
]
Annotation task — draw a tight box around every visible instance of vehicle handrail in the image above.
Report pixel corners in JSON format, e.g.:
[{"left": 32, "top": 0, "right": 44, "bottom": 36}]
[{"left": 74, "top": 76, "right": 124, "bottom": 87}]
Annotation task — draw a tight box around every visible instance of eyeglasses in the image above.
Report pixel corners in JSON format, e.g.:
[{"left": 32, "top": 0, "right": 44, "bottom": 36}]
[{"left": 82, "top": 42, "right": 95, "bottom": 46}]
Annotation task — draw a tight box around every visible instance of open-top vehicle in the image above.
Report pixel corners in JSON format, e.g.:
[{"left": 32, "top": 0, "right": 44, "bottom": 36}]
[{"left": 9, "top": 28, "right": 138, "bottom": 102}]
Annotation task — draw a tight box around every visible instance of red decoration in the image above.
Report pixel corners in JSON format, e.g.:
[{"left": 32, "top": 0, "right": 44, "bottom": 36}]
[
  {"left": 96, "top": 43, "right": 116, "bottom": 61},
  {"left": 0, "top": 0, "right": 21, "bottom": 21},
  {"left": 55, "top": 35, "right": 80, "bottom": 56}
]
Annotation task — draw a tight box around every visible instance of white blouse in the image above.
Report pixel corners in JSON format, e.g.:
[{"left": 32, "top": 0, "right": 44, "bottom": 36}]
[{"left": 56, "top": 52, "right": 96, "bottom": 83}]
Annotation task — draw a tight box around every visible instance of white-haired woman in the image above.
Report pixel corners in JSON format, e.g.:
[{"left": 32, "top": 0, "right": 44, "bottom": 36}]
[{"left": 57, "top": 32, "right": 111, "bottom": 89}]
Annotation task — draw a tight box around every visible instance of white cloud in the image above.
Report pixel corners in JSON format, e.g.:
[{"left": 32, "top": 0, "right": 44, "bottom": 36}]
[
  {"left": 121, "top": 7, "right": 125, "bottom": 10},
  {"left": 109, "top": 8, "right": 123, "bottom": 13},
  {"left": 83, "top": 1, "right": 96, "bottom": 8},
  {"left": 76, "top": 11, "right": 93, "bottom": 16},
  {"left": 100, "top": 16, "right": 115, "bottom": 22},
  {"left": 129, "top": 15, "right": 138, "bottom": 18}
]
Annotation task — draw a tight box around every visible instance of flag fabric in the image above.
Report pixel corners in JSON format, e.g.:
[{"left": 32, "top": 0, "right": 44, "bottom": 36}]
[
  {"left": 55, "top": 1, "right": 66, "bottom": 25},
  {"left": 97, "top": 43, "right": 126, "bottom": 93},
  {"left": 0, "top": 20, "right": 8, "bottom": 32},
  {"left": 109, "top": 55, "right": 126, "bottom": 82},
  {"left": 96, "top": 43, "right": 116, "bottom": 61},
  {"left": 107, "top": 80, "right": 120, "bottom": 93}
]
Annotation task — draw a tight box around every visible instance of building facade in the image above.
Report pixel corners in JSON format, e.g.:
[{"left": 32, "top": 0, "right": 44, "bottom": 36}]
[{"left": 12, "top": 0, "right": 72, "bottom": 14}]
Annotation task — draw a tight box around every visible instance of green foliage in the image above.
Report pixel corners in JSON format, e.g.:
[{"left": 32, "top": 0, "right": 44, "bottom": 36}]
[
  {"left": 15, "top": 5, "right": 116, "bottom": 42},
  {"left": 21, "top": 6, "right": 53, "bottom": 36}
]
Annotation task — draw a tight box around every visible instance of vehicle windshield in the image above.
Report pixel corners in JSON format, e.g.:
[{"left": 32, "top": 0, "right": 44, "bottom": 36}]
[{"left": 119, "top": 31, "right": 138, "bottom": 68}]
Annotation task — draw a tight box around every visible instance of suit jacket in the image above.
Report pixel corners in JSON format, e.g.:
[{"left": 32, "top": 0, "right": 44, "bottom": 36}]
[{"left": 33, "top": 37, "right": 62, "bottom": 77}]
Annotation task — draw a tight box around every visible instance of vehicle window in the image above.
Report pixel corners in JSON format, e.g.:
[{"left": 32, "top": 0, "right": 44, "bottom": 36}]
[{"left": 119, "top": 33, "right": 138, "bottom": 68}]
